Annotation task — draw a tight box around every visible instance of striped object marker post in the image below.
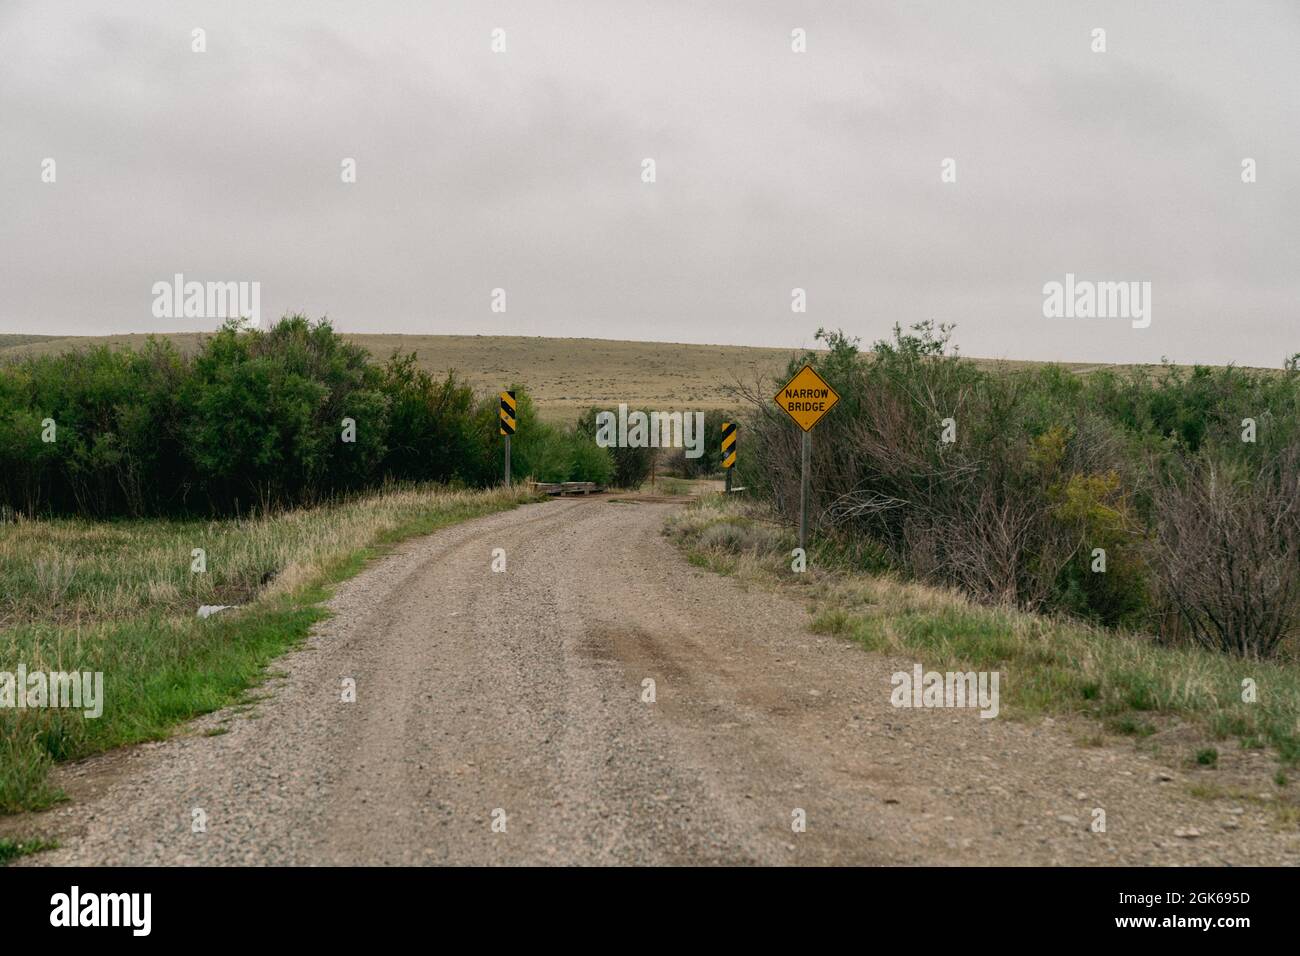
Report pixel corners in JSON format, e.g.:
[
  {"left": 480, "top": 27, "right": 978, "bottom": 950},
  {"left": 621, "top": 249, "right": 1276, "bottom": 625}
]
[
  {"left": 721, "top": 421, "right": 737, "bottom": 492},
  {"left": 499, "top": 390, "right": 517, "bottom": 487}
]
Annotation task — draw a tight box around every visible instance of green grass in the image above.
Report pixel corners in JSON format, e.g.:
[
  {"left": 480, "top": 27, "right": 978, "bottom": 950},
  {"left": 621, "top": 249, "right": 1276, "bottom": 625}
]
[
  {"left": 652, "top": 477, "right": 695, "bottom": 496},
  {"left": 0, "top": 836, "right": 59, "bottom": 864},
  {"left": 667, "top": 493, "right": 1300, "bottom": 768},
  {"left": 0, "top": 483, "right": 539, "bottom": 813}
]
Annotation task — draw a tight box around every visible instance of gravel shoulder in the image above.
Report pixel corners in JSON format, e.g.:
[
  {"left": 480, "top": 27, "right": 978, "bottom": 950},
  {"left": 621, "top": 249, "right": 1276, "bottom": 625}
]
[{"left": 15, "top": 497, "right": 1300, "bottom": 865}]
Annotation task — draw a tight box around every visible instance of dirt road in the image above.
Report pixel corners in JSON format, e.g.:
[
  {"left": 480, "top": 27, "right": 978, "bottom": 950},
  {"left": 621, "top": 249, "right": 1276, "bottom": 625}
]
[{"left": 21, "top": 497, "right": 1299, "bottom": 865}]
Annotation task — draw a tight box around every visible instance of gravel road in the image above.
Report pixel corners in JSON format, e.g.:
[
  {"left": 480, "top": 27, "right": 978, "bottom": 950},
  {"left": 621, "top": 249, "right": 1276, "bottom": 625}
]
[{"left": 20, "top": 497, "right": 1300, "bottom": 865}]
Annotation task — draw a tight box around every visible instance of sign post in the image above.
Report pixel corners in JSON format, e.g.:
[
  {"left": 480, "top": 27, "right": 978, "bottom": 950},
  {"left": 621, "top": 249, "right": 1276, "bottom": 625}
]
[
  {"left": 772, "top": 365, "right": 840, "bottom": 553},
  {"left": 799, "top": 430, "right": 811, "bottom": 550},
  {"left": 721, "top": 421, "right": 737, "bottom": 492},
  {"left": 499, "top": 390, "right": 517, "bottom": 487}
]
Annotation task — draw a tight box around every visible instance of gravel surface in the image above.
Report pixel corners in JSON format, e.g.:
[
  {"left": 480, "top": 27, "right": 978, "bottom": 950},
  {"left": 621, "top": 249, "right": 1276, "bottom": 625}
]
[{"left": 18, "top": 497, "right": 1300, "bottom": 865}]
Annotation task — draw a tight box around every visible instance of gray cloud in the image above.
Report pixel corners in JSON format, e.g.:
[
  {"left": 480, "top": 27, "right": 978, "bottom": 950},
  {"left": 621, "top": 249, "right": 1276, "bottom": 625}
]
[{"left": 1, "top": 0, "right": 1297, "bottom": 366}]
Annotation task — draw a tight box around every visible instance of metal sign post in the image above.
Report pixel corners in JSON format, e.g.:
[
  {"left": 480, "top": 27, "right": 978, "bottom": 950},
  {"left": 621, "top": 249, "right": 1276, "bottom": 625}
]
[
  {"left": 772, "top": 365, "right": 840, "bottom": 554},
  {"left": 799, "top": 430, "right": 811, "bottom": 552}
]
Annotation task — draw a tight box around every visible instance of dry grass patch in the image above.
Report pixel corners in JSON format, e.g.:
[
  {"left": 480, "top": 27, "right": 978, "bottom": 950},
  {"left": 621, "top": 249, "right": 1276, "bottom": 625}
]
[
  {"left": 0, "top": 485, "right": 529, "bottom": 628},
  {"left": 667, "top": 493, "right": 1300, "bottom": 774}
]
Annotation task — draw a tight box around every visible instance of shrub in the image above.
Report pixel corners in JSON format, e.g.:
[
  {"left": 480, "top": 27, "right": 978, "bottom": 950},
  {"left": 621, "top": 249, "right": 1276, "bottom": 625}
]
[
  {"left": 0, "top": 340, "right": 188, "bottom": 517},
  {"left": 1149, "top": 449, "right": 1300, "bottom": 657},
  {"left": 0, "top": 316, "right": 610, "bottom": 517},
  {"left": 695, "top": 520, "right": 784, "bottom": 555},
  {"left": 181, "top": 316, "right": 390, "bottom": 512},
  {"left": 732, "top": 323, "right": 1300, "bottom": 653},
  {"left": 660, "top": 409, "right": 730, "bottom": 478},
  {"left": 488, "top": 393, "right": 613, "bottom": 484},
  {"left": 575, "top": 407, "right": 654, "bottom": 488},
  {"left": 378, "top": 353, "right": 488, "bottom": 485}
]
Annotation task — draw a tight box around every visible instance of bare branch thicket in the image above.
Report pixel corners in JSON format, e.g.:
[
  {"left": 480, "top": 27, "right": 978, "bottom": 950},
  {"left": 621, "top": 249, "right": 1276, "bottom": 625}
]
[
  {"left": 726, "top": 355, "right": 1128, "bottom": 614},
  {"left": 1150, "top": 449, "right": 1300, "bottom": 657}
]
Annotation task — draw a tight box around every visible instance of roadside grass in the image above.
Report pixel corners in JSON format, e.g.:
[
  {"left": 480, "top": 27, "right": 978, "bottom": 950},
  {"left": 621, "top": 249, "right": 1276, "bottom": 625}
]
[
  {"left": 0, "top": 836, "right": 59, "bottom": 863},
  {"left": 666, "top": 494, "right": 1300, "bottom": 769},
  {"left": 0, "top": 485, "right": 533, "bottom": 628},
  {"left": 627, "top": 476, "right": 720, "bottom": 498},
  {"left": 0, "top": 483, "right": 539, "bottom": 813},
  {"left": 652, "top": 477, "right": 695, "bottom": 497}
]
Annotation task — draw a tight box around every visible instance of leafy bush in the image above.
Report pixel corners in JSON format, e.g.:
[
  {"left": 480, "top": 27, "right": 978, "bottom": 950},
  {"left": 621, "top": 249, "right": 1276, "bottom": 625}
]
[
  {"left": 0, "top": 339, "right": 188, "bottom": 517},
  {"left": 660, "top": 409, "right": 730, "bottom": 478},
  {"left": 575, "top": 407, "right": 654, "bottom": 488},
  {"left": 574, "top": 406, "right": 728, "bottom": 487},
  {"left": 493, "top": 393, "right": 612, "bottom": 484},
  {"left": 182, "top": 316, "right": 390, "bottom": 512},
  {"left": 378, "top": 353, "right": 490, "bottom": 486},
  {"left": 0, "top": 316, "right": 611, "bottom": 517}
]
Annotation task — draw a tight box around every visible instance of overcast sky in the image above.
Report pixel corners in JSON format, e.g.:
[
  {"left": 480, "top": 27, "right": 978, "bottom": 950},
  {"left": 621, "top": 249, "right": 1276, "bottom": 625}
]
[{"left": 1, "top": 0, "right": 1297, "bottom": 365}]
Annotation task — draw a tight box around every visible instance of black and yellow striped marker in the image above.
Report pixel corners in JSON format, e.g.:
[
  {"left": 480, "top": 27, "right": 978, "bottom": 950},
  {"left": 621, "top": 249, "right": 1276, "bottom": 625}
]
[
  {"left": 721, "top": 421, "right": 737, "bottom": 469},
  {"left": 499, "top": 390, "right": 517, "bottom": 436}
]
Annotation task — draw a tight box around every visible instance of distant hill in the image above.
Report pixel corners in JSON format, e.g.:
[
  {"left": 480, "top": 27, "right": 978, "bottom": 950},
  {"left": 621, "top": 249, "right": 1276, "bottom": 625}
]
[
  {"left": 1, "top": 331, "right": 1272, "bottom": 423},
  {"left": 0, "top": 332, "right": 804, "bottom": 423},
  {"left": 0, "top": 334, "right": 59, "bottom": 351}
]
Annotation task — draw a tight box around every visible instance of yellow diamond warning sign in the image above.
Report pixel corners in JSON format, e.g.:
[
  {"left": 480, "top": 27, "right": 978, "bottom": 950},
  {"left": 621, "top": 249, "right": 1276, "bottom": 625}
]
[{"left": 774, "top": 365, "right": 839, "bottom": 431}]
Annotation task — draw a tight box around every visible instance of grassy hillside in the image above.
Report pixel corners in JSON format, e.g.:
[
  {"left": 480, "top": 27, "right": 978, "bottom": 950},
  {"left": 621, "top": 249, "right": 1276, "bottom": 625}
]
[
  {"left": 4, "top": 331, "right": 1280, "bottom": 423},
  {"left": 0, "top": 335, "right": 57, "bottom": 351},
  {"left": 0, "top": 333, "right": 804, "bottom": 423}
]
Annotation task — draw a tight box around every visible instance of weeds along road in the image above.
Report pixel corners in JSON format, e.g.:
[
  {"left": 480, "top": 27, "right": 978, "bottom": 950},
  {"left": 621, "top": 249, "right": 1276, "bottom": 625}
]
[{"left": 22, "top": 497, "right": 1300, "bottom": 865}]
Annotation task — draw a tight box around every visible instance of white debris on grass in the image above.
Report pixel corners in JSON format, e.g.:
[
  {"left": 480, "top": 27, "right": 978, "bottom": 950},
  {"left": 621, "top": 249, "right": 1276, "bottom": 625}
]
[{"left": 197, "top": 605, "right": 237, "bottom": 619}]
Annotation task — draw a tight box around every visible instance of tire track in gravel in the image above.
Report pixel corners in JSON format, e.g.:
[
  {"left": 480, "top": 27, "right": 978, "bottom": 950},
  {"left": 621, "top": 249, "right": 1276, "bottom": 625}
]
[{"left": 18, "top": 497, "right": 1300, "bottom": 865}]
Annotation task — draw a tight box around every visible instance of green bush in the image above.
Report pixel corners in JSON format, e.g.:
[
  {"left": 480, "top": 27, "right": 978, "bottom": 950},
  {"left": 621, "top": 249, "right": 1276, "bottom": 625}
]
[
  {"left": 485, "top": 393, "right": 613, "bottom": 484},
  {"left": 575, "top": 407, "right": 654, "bottom": 488},
  {"left": 0, "top": 316, "right": 611, "bottom": 517},
  {"left": 378, "top": 353, "right": 489, "bottom": 486},
  {"left": 0, "top": 339, "right": 188, "bottom": 516},
  {"left": 661, "top": 409, "right": 729, "bottom": 478}
]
